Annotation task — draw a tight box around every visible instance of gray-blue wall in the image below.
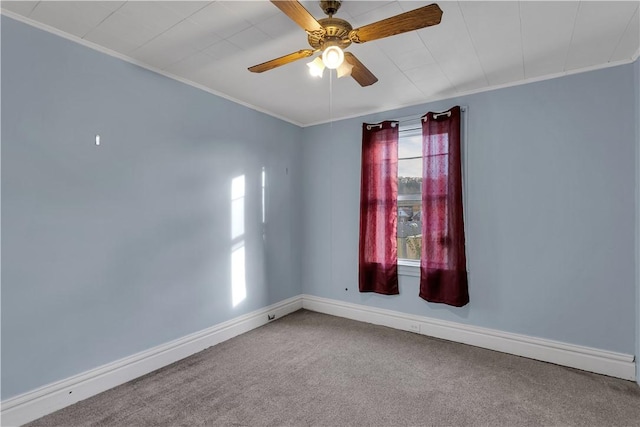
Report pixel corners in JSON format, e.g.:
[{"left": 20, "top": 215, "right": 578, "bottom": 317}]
[
  {"left": 1, "top": 16, "right": 303, "bottom": 400},
  {"left": 301, "top": 63, "right": 638, "bottom": 358}
]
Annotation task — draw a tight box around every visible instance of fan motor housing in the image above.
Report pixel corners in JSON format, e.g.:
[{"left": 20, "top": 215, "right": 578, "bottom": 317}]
[{"left": 307, "top": 17, "right": 353, "bottom": 50}]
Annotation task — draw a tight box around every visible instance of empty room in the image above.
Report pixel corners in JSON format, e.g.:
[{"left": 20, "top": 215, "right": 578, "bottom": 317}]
[{"left": 2, "top": 0, "right": 640, "bottom": 425}]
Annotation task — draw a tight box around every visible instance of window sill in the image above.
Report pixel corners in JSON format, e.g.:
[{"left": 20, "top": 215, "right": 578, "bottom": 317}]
[{"left": 398, "top": 260, "right": 420, "bottom": 277}]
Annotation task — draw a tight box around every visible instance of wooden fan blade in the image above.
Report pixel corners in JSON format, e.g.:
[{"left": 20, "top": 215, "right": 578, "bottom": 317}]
[
  {"left": 271, "top": 1, "right": 324, "bottom": 34},
  {"left": 349, "top": 3, "right": 442, "bottom": 44},
  {"left": 249, "top": 49, "right": 316, "bottom": 73},
  {"left": 344, "top": 52, "right": 378, "bottom": 87}
]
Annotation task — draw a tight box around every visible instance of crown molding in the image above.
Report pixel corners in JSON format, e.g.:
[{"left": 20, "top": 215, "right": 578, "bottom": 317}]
[{"left": 0, "top": 10, "right": 304, "bottom": 128}]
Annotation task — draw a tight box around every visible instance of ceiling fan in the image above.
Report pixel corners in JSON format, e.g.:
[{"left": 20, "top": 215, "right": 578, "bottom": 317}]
[{"left": 248, "top": 0, "right": 443, "bottom": 87}]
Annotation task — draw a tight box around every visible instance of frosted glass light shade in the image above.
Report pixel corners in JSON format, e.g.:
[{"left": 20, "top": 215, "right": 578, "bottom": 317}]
[
  {"left": 322, "top": 45, "right": 344, "bottom": 69},
  {"left": 307, "top": 56, "right": 325, "bottom": 77},
  {"left": 337, "top": 59, "right": 353, "bottom": 78}
]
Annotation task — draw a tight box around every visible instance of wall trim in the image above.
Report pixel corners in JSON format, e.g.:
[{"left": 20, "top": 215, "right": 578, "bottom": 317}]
[
  {"left": 0, "top": 296, "right": 303, "bottom": 427},
  {"left": 2, "top": 294, "right": 635, "bottom": 425},
  {"left": 301, "top": 294, "right": 636, "bottom": 382}
]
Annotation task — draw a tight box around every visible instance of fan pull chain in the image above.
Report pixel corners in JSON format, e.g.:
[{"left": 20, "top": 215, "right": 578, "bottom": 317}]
[{"left": 329, "top": 70, "right": 333, "bottom": 127}]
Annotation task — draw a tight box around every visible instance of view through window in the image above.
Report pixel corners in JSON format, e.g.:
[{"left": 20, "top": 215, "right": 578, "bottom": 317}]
[{"left": 398, "top": 128, "right": 422, "bottom": 262}]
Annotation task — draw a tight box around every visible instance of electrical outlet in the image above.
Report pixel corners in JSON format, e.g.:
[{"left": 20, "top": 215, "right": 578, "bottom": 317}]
[{"left": 409, "top": 323, "right": 420, "bottom": 333}]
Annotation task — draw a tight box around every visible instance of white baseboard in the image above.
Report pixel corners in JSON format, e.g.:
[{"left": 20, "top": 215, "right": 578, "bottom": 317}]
[
  {"left": 2, "top": 294, "right": 635, "bottom": 426},
  {"left": 301, "top": 294, "right": 636, "bottom": 382},
  {"left": 0, "top": 296, "right": 302, "bottom": 427}
]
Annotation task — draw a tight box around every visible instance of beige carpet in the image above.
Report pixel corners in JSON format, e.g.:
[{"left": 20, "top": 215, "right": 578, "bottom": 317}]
[{"left": 27, "top": 309, "right": 640, "bottom": 426}]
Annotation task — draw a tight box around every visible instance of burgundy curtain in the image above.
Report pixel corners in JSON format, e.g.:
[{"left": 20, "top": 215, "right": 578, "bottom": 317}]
[
  {"left": 359, "top": 121, "right": 399, "bottom": 295},
  {"left": 419, "top": 106, "right": 469, "bottom": 306}
]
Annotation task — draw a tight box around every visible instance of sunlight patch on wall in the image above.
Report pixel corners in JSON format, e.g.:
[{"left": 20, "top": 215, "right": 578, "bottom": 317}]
[
  {"left": 231, "top": 175, "right": 246, "bottom": 307},
  {"left": 261, "top": 167, "right": 266, "bottom": 225},
  {"left": 231, "top": 175, "right": 245, "bottom": 239},
  {"left": 231, "top": 244, "right": 246, "bottom": 307}
]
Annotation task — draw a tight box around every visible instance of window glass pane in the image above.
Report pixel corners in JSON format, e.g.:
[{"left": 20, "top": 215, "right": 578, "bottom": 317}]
[
  {"left": 398, "top": 158, "right": 421, "bottom": 194},
  {"left": 398, "top": 132, "right": 421, "bottom": 158},
  {"left": 398, "top": 131, "right": 422, "bottom": 261},
  {"left": 398, "top": 131, "right": 422, "bottom": 196},
  {"left": 398, "top": 198, "right": 422, "bottom": 260}
]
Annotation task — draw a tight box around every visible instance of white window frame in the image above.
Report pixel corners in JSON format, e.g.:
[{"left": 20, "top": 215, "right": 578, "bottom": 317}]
[{"left": 397, "top": 124, "right": 423, "bottom": 276}]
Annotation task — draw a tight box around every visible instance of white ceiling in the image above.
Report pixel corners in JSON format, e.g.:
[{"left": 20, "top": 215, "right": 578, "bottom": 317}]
[{"left": 2, "top": 1, "right": 639, "bottom": 126}]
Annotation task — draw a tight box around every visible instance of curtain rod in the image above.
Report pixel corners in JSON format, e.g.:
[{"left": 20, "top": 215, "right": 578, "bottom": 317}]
[
  {"left": 365, "top": 121, "right": 398, "bottom": 130},
  {"left": 367, "top": 106, "right": 468, "bottom": 129},
  {"left": 396, "top": 106, "right": 468, "bottom": 124},
  {"left": 432, "top": 111, "right": 452, "bottom": 119}
]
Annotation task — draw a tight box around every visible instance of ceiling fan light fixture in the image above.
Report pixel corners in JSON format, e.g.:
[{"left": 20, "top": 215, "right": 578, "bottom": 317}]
[
  {"left": 322, "top": 44, "right": 344, "bottom": 69},
  {"left": 307, "top": 56, "right": 325, "bottom": 77},
  {"left": 336, "top": 59, "right": 353, "bottom": 78}
]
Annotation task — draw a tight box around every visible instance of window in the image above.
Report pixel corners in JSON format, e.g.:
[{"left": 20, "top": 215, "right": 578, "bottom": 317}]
[
  {"left": 361, "top": 107, "right": 468, "bottom": 305},
  {"left": 397, "top": 126, "right": 422, "bottom": 265},
  {"left": 397, "top": 122, "right": 457, "bottom": 271}
]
